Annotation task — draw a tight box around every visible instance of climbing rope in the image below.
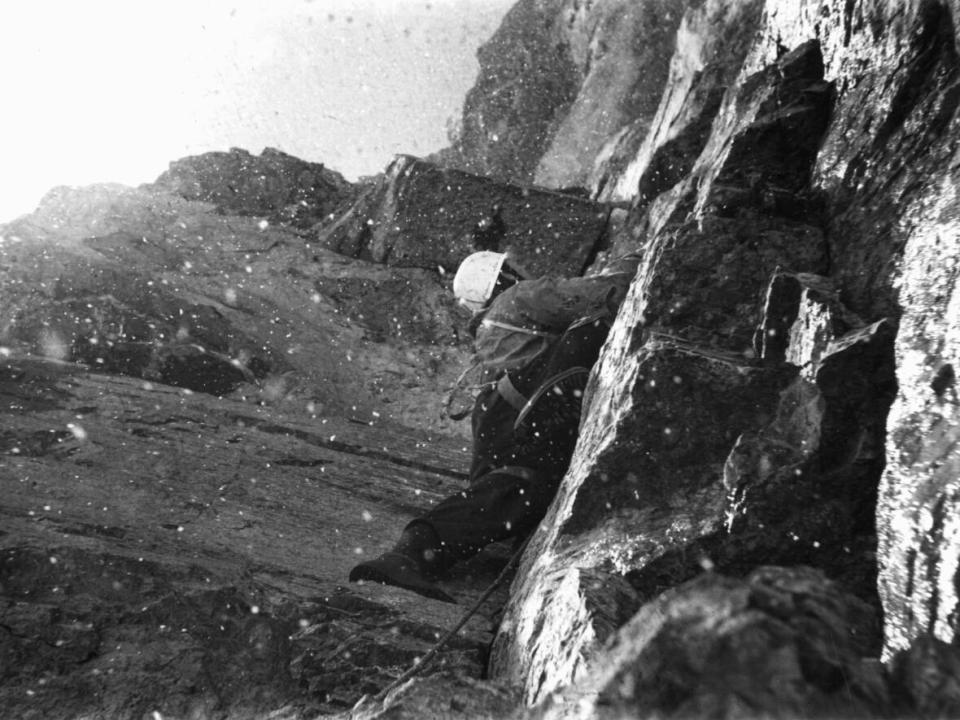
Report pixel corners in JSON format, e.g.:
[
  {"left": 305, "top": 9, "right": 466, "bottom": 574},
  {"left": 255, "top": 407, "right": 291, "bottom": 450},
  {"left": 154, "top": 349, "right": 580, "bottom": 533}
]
[{"left": 357, "top": 536, "right": 531, "bottom": 709}]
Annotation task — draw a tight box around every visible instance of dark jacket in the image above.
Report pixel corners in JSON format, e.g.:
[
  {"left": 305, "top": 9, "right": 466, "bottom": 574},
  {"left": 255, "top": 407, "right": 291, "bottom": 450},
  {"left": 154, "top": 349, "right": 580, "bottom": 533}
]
[{"left": 473, "top": 271, "right": 634, "bottom": 382}]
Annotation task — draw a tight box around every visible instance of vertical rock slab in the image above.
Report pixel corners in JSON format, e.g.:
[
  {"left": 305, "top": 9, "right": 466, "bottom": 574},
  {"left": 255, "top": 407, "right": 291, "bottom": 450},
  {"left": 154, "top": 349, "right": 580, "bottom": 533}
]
[
  {"left": 316, "top": 155, "right": 609, "bottom": 277},
  {"left": 492, "top": 119, "right": 830, "bottom": 698},
  {"left": 445, "top": 0, "right": 580, "bottom": 186},
  {"left": 600, "top": 0, "right": 960, "bottom": 671},
  {"left": 877, "top": 165, "right": 960, "bottom": 658},
  {"left": 743, "top": 0, "right": 960, "bottom": 667}
]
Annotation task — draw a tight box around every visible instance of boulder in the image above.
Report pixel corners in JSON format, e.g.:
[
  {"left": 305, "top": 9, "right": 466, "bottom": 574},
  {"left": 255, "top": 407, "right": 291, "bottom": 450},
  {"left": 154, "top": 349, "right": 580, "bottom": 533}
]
[
  {"left": 441, "top": 0, "right": 688, "bottom": 191},
  {"left": 316, "top": 155, "right": 611, "bottom": 277},
  {"left": 526, "top": 567, "right": 889, "bottom": 719},
  {"left": 0, "top": 183, "right": 472, "bottom": 435}
]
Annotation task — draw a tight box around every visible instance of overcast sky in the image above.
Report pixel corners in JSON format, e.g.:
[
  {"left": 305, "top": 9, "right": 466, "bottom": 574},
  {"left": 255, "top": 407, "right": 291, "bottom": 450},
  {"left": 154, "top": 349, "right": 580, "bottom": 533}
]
[{"left": 0, "top": 0, "right": 514, "bottom": 223}]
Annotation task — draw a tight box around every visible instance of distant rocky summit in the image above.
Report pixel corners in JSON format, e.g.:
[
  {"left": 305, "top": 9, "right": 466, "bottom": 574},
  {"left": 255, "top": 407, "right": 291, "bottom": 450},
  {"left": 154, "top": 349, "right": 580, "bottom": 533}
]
[
  {"left": 154, "top": 146, "right": 358, "bottom": 227},
  {"left": 3, "top": 0, "right": 960, "bottom": 718}
]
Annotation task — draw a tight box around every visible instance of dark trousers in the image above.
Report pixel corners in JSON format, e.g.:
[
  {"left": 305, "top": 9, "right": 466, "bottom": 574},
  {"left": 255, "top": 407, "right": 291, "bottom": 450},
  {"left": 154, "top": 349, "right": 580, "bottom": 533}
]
[{"left": 410, "top": 466, "right": 560, "bottom": 567}]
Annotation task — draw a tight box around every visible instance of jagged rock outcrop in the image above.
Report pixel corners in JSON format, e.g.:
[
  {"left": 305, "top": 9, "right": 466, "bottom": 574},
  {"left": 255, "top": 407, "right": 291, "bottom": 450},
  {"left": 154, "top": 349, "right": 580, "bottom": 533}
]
[
  {"left": 532, "top": 0, "right": 688, "bottom": 190},
  {"left": 350, "top": 676, "right": 522, "bottom": 720},
  {"left": 1, "top": 152, "right": 617, "bottom": 718},
  {"left": 443, "top": 0, "right": 687, "bottom": 190},
  {"left": 593, "top": 0, "right": 766, "bottom": 202},
  {"left": 6, "top": 0, "right": 960, "bottom": 716},
  {"left": 153, "top": 147, "right": 357, "bottom": 228},
  {"left": 0, "top": 183, "right": 471, "bottom": 435},
  {"left": 491, "top": 36, "right": 842, "bottom": 704},
  {"left": 316, "top": 155, "right": 611, "bottom": 277},
  {"left": 527, "top": 567, "right": 890, "bottom": 719},
  {"left": 877, "top": 120, "right": 960, "bottom": 658},
  {"left": 740, "top": 0, "right": 960, "bottom": 664}
]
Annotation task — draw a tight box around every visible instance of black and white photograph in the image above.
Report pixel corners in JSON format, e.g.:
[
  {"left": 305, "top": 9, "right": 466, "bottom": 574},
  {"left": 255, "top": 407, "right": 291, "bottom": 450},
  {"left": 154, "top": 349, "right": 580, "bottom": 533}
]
[{"left": 1, "top": 0, "right": 958, "bottom": 718}]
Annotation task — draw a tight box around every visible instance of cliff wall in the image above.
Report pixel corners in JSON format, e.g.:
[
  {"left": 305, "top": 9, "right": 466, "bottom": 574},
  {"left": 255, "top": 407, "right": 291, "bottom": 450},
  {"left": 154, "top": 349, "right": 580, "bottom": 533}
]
[{"left": 446, "top": 0, "right": 960, "bottom": 714}]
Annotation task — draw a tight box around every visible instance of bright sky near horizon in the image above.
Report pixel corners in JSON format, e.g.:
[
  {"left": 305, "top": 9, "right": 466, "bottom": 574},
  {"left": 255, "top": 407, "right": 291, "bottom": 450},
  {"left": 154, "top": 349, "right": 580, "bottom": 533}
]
[{"left": 0, "top": 0, "right": 513, "bottom": 224}]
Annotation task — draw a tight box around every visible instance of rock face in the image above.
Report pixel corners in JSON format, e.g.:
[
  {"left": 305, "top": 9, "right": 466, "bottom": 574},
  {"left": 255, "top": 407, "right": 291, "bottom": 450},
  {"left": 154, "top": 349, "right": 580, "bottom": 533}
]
[
  {"left": 491, "top": 36, "right": 849, "bottom": 703},
  {"left": 593, "top": 0, "right": 766, "bottom": 202},
  {"left": 0, "top": 358, "right": 492, "bottom": 718},
  {"left": 0, "top": 183, "right": 470, "bottom": 435},
  {"left": 741, "top": 0, "right": 960, "bottom": 662},
  {"left": 444, "top": 0, "right": 580, "bottom": 186},
  {"left": 877, "top": 144, "right": 960, "bottom": 658},
  {"left": 532, "top": 0, "right": 687, "bottom": 190},
  {"left": 444, "top": 0, "right": 687, "bottom": 190},
  {"left": 153, "top": 147, "right": 357, "bottom": 228},
  {"left": 316, "top": 155, "right": 610, "bottom": 277},
  {"left": 0, "top": 154, "right": 612, "bottom": 718}
]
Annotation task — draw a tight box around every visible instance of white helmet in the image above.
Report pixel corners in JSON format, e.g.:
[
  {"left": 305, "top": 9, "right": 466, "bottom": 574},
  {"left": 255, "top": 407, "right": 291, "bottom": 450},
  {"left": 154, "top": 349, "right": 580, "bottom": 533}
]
[{"left": 453, "top": 251, "right": 508, "bottom": 313}]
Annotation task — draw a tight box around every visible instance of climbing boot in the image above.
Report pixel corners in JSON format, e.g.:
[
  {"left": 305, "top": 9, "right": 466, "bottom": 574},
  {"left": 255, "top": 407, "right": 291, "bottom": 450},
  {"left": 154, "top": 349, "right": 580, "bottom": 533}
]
[{"left": 349, "top": 523, "right": 456, "bottom": 603}]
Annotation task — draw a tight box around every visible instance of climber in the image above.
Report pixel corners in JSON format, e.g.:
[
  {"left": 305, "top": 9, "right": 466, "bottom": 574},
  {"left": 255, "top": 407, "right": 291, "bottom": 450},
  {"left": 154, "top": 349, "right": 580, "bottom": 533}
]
[{"left": 349, "top": 250, "right": 639, "bottom": 602}]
